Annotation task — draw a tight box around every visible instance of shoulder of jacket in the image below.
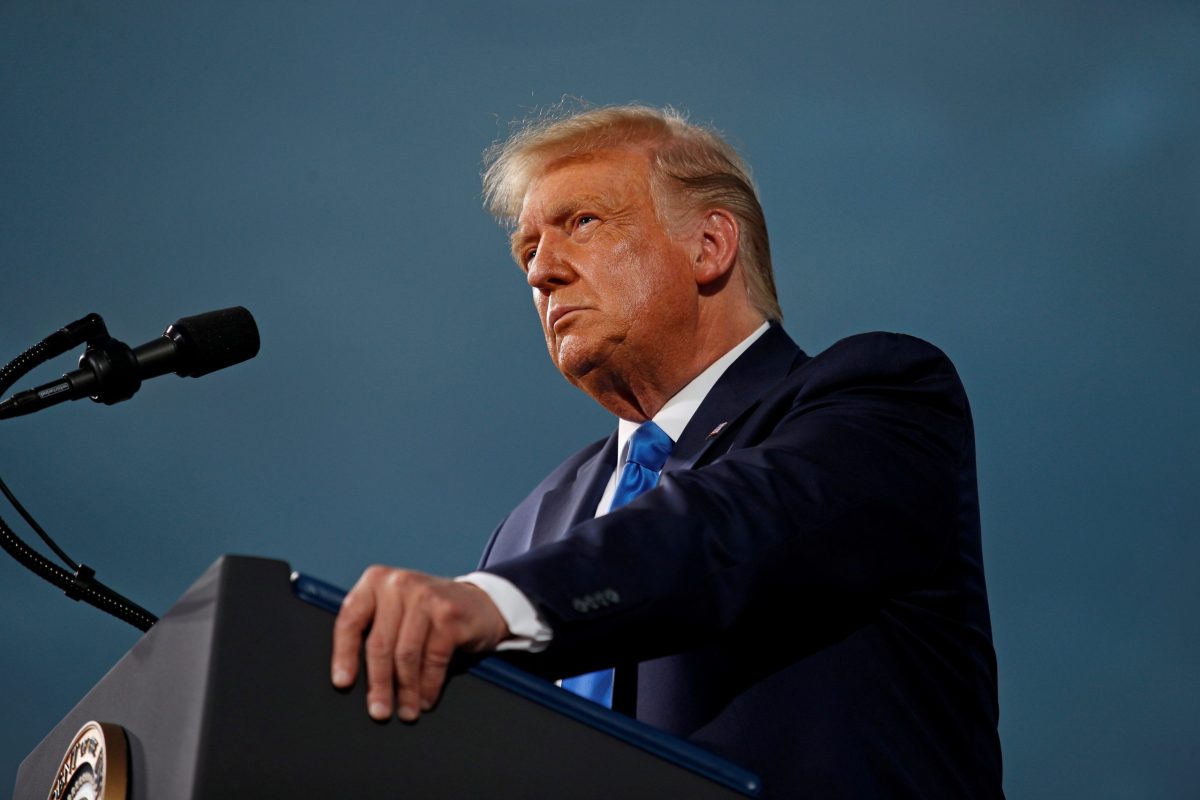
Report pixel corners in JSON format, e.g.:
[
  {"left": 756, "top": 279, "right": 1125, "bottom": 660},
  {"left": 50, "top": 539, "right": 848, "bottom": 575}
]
[
  {"left": 778, "top": 332, "right": 966, "bottom": 406},
  {"left": 803, "top": 332, "right": 956, "bottom": 376},
  {"left": 821, "top": 331, "right": 949, "bottom": 360}
]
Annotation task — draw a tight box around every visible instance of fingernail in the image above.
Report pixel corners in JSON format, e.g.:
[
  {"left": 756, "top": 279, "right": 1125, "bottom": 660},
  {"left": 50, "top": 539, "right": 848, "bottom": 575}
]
[
  {"left": 369, "top": 701, "right": 390, "bottom": 719},
  {"left": 420, "top": 698, "right": 433, "bottom": 712},
  {"left": 332, "top": 668, "right": 351, "bottom": 687},
  {"left": 398, "top": 705, "right": 417, "bottom": 722}
]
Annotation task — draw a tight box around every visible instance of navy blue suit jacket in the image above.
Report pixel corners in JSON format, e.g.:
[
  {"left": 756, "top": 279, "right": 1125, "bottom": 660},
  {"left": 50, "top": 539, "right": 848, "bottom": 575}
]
[{"left": 480, "top": 325, "right": 1003, "bottom": 798}]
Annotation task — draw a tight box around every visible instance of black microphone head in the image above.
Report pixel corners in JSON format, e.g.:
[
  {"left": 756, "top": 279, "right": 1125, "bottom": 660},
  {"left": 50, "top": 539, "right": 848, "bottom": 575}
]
[{"left": 165, "top": 307, "right": 260, "bottom": 378}]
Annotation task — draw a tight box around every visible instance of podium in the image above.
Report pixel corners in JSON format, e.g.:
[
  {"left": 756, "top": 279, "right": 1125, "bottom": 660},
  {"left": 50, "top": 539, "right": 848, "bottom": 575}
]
[{"left": 14, "top": 556, "right": 760, "bottom": 798}]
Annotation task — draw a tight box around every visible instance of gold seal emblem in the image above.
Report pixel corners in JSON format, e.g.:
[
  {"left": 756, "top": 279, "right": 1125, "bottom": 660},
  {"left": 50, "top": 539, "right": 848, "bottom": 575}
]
[{"left": 47, "top": 721, "right": 128, "bottom": 800}]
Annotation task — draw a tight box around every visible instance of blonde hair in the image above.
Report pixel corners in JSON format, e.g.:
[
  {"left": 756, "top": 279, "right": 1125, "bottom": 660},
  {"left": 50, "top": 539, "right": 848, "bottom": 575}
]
[{"left": 482, "top": 104, "right": 782, "bottom": 321}]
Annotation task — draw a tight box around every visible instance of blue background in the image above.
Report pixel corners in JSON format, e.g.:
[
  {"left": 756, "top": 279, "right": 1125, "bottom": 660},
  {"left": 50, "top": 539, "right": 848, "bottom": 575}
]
[{"left": 2, "top": 2, "right": 1197, "bottom": 796}]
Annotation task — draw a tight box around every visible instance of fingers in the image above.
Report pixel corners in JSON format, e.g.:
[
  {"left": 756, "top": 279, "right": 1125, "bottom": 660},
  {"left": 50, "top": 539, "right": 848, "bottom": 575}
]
[
  {"left": 329, "top": 566, "right": 512, "bottom": 723},
  {"left": 393, "top": 604, "right": 429, "bottom": 721},
  {"left": 330, "top": 568, "right": 380, "bottom": 690},
  {"left": 419, "top": 626, "right": 456, "bottom": 714},
  {"left": 363, "top": 577, "right": 405, "bottom": 720},
  {"left": 390, "top": 579, "right": 463, "bottom": 721}
]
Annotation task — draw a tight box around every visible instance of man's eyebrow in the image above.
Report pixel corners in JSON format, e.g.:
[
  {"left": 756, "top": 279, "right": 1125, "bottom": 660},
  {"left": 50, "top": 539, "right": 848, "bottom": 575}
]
[
  {"left": 509, "top": 194, "right": 612, "bottom": 261},
  {"left": 510, "top": 227, "right": 540, "bottom": 262}
]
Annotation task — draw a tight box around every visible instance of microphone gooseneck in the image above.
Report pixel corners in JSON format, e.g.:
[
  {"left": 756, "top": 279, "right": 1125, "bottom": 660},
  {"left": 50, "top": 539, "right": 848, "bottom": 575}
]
[{"left": 0, "top": 306, "right": 261, "bottom": 632}]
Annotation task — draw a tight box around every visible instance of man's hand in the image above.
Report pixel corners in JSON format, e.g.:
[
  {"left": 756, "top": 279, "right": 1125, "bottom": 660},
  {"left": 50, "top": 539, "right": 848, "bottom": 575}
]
[{"left": 330, "top": 566, "right": 509, "bottom": 722}]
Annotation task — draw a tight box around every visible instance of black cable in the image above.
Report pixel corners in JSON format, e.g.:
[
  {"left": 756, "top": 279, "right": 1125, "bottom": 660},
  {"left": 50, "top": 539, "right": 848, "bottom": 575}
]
[
  {"left": 1, "top": 335, "right": 84, "bottom": 573},
  {"left": 0, "top": 512, "right": 157, "bottom": 631},
  {"left": 0, "top": 340, "right": 53, "bottom": 397},
  {"left": 1, "top": 315, "right": 158, "bottom": 632},
  {"left": 1, "top": 313, "right": 107, "bottom": 399},
  {"left": 0, "top": 475, "right": 77, "bottom": 570}
]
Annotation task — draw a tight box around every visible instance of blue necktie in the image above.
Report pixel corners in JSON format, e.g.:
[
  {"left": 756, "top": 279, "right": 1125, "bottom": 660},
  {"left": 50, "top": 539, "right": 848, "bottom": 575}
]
[{"left": 561, "top": 420, "right": 674, "bottom": 707}]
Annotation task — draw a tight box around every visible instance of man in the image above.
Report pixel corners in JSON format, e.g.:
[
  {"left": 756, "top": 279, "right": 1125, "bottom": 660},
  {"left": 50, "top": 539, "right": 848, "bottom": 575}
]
[{"left": 331, "top": 105, "right": 1003, "bottom": 797}]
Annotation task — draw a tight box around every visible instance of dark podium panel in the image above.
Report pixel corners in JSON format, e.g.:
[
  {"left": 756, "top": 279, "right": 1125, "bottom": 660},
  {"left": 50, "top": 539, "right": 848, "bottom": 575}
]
[{"left": 14, "top": 556, "right": 759, "bottom": 799}]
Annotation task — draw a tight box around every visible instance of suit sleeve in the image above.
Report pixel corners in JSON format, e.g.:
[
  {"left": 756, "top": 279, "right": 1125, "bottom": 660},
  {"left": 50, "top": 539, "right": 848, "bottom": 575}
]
[{"left": 484, "top": 334, "right": 972, "bottom": 678}]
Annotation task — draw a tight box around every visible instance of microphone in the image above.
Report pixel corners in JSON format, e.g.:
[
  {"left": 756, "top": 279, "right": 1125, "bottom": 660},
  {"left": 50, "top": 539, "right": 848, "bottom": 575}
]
[{"left": 0, "top": 307, "right": 260, "bottom": 419}]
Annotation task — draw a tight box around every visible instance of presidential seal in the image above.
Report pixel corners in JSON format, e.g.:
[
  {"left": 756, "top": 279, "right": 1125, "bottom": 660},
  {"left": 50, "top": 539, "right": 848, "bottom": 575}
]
[{"left": 47, "top": 721, "right": 128, "bottom": 800}]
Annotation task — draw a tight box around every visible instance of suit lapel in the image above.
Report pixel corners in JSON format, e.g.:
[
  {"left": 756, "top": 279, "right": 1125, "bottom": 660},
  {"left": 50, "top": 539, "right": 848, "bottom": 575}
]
[
  {"left": 624, "top": 326, "right": 804, "bottom": 716},
  {"left": 528, "top": 326, "right": 804, "bottom": 546},
  {"left": 529, "top": 432, "right": 616, "bottom": 550},
  {"left": 664, "top": 323, "right": 806, "bottom": 473}
]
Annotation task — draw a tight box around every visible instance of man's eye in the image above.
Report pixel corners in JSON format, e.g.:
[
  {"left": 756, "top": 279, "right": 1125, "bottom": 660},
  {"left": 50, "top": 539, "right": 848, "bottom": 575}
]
[
  {"left": 576, "top": 215, "right": 598, "bottom": 227},
  {"left": 523, "top": 248, "right": 537, "bottom": 266}
]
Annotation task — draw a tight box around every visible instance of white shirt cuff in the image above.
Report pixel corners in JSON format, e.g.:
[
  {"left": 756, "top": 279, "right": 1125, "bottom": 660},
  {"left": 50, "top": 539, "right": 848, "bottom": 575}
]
[{"left": 456, "top": 571, "right": 553, "bottom": 652}]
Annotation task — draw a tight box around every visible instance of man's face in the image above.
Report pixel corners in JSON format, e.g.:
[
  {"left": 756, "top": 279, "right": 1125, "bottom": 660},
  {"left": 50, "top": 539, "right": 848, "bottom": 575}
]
[{"left": 512, "top": 149, "right": 698, "bottom": 401}]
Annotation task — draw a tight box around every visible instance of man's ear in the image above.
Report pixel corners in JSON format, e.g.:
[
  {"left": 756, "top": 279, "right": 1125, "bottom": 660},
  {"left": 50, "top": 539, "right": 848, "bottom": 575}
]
[{"left": 693, "top": 209, "right": 740, "bottom": 287}]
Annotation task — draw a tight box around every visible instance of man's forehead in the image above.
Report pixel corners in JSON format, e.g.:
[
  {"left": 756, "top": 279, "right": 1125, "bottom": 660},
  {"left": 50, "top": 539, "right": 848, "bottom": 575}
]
[{"left": 517, "top": 148, "right": 652, "bottom": 224}]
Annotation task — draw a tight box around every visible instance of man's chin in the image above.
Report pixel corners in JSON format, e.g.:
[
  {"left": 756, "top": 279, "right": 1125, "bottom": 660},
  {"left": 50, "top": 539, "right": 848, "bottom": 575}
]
[{"left": 551, "top": 337, "right": 607, "bottom": 386}]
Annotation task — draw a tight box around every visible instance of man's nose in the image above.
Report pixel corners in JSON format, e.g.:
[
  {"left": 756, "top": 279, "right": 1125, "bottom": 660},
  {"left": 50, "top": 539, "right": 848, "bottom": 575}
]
[{"left": 526, "top": 234, "right": 574, "bottom": 292}]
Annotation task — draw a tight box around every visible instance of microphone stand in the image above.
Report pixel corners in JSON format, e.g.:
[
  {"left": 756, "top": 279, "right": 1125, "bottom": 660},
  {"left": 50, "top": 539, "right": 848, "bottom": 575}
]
[{"left": 0, "top": 315, "right": 158, "bottom": 632}]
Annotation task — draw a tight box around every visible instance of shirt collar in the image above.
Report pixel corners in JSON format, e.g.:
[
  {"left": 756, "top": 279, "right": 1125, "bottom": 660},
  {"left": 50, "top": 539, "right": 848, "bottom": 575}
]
[{"left": 615, "top": 322, "right": 770, "bottom": 465}]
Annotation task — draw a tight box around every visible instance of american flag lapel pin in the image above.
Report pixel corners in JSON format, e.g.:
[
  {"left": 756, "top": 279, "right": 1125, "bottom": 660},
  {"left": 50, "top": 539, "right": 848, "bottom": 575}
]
[{"left": 707, "top": 421, "right": 728, "bottom": 439}]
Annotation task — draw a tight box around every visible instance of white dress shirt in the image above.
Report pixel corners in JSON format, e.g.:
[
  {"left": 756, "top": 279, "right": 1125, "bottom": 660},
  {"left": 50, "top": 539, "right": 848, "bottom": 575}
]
[{"left": 459, "top": 322, "right": 770, "bottom": 651}]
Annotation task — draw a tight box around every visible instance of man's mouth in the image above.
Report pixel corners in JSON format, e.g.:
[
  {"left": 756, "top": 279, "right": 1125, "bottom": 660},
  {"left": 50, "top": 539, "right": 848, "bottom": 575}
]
[{"left": 548, "top": 305, "right": 585, "bottom": 330}]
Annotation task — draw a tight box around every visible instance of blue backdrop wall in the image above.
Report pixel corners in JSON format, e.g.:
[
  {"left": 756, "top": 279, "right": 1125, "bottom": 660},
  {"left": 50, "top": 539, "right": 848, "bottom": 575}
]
[{"left": 2, "top": 2, "right": 1197, "bottom": 796}]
